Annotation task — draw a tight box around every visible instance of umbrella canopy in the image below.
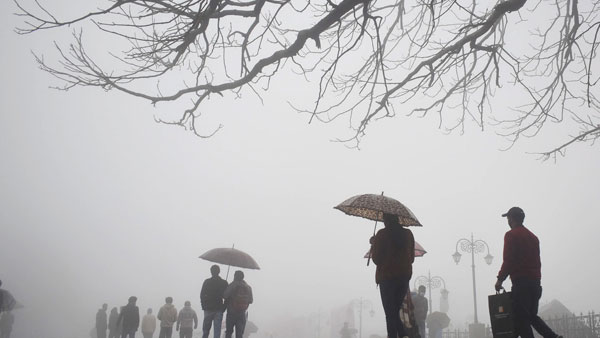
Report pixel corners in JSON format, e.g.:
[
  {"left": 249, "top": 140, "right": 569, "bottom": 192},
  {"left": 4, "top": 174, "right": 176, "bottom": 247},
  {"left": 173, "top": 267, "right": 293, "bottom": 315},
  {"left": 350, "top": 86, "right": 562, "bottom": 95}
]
[
  {"left": 334, "top": 194, "right": 422, "bottom": 227},
  {"left": 364, "top": 241, "right": 427, "bottom": 259},
  {"left": 199, "top": 247, "right": 260, "bottom": 270},
  {"left": 426, "top": 311, "right": 451, "bottom": 329}
]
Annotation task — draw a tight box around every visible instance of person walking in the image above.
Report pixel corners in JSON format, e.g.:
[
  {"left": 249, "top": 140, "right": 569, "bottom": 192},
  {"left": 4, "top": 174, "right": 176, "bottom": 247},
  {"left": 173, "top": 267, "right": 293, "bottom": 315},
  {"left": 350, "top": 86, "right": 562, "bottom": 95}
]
[
  {"left": 412, "top": 286, "right": 428, "bottom": 338},
  {"left": 223, "top": 270, "right": 253, "bottom": 338},
  {"left": 108, "top": 307, "right": 121, "bottom": 338},
  {"left": 141, "top": 308, "right": 157, "bottom": 338},
  {"left": 339, "top": 322, "right": 357, "bottom": 338},
  {"left": 200, "top": 265, "right": 228, "bottom": 338},
  {"left": 0, "top": 311, "right": 14, "bottom": 338},
  {"left": 176, "top": 301, "right": 198, "bottom": 338},
  {"left": 157, "top": 297, "right": 178, "bottom": 338},
  {"left": 494, "top": 207, "right": 562, "bottom": 338},
  {"left": 370, "top": 213, "right": 415, "bottom": 338},
  {"left": 117, "top": 297, "right": 140, "bottom": 338},
  {"left": 97, "top": 303, "right": 109, "bottom": 338}
]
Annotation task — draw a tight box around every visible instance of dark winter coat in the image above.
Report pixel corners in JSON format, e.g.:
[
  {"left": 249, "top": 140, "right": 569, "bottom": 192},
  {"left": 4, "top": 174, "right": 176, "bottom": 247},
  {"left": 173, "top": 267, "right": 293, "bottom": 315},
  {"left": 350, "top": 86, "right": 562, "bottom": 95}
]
[
  {"left": 96, "top": 309, "right": 108, "bottom": 330},
  {"left": 200, "top": 276, "right": 228, "bottom": 311},
  {"left": 117, "top": 304, "right": 140, "bottom": 331},
  {"left": 371, "top": 225, "right": 415, "bottom": 284}
]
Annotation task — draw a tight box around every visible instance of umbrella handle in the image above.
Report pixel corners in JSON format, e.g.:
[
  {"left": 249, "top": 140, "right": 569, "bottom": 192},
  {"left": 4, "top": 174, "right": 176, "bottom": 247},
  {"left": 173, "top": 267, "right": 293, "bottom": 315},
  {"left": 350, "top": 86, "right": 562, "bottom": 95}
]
[{"left": 367, "top": 221, "right": 378, "bottom": 266}]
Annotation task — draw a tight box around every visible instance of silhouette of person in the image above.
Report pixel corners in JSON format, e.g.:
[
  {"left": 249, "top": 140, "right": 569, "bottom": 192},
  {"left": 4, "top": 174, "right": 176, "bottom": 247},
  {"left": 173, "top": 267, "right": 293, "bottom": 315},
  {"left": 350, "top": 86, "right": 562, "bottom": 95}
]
[
  {"left": 201, "top": 265, "right": 228, "bottom": 338},
  {"left": 495, "top": 207, "right": 562, "bottom": 338},
  {"left": 97, "top": 303, "right": 109, "bottom": 338},
  {"left": 117, "top": 297, "right": 140, "bottom": 338},
  {"left": 223, "top": 271, "right": 253, "bottom": 338},
  {"left": 141, "top": 308, "right": 157, "bottom": 338},
  {"left": 370, "top": 213, "right": 415, "bottom": 338}
]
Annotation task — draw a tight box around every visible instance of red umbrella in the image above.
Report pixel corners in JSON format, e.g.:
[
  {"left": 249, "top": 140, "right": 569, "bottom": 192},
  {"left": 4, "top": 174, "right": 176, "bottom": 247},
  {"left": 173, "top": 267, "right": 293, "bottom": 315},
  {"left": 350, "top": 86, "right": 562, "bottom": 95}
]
[{"left": 364, "top": 241, "right": 427, "bottom": 259}]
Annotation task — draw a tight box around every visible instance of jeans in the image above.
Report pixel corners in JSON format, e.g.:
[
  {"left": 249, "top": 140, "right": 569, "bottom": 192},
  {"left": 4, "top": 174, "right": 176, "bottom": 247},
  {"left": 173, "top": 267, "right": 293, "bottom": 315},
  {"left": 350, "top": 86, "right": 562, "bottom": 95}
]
[
  {"left": 512, "top": 279, "right": 558, "bottom": 338},
  {"left": 416, "top": 320, "right": 425, "bottom": 338},
  {"left": 225, "top": 310, "right": 247, "bottom": 338},
  {"left": 158, "top": 327, "right": 173, "bottom": 338},
  {"left": 179, "top": 328, "right": 193, "bottom": 338},
  {"left": 202, "top": 310, "right": 224, "bottom": 338},
  {"left": 379, "top": 278, "right": 410, "bottom": 338},
  {"left": 121, "top": 329, "right": 136, "bottom": 338}
]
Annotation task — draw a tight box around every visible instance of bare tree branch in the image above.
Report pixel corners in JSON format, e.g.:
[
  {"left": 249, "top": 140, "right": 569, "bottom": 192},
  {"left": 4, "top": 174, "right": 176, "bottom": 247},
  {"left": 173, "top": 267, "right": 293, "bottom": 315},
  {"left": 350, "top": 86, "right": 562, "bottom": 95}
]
[{"left": 13, "top": 0, "right": 600, "bottom": 158}]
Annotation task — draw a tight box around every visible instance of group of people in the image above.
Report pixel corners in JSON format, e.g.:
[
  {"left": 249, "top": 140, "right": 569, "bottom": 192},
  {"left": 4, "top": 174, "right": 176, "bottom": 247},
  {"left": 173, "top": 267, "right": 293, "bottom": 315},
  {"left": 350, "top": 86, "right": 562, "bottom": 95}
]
[
  {"left": 370, "top": 207, "right": 564, "bottom": 338},
  {"left": 95, "top": 266, "right": 253, "bottom": 338}
]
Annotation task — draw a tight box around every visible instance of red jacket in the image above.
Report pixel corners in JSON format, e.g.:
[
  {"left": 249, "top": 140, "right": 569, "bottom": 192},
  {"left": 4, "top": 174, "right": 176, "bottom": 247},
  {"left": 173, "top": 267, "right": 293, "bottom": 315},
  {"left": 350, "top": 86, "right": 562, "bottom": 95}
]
[{"left": 497, "top": 225, "right": 541, "bottom": 282}]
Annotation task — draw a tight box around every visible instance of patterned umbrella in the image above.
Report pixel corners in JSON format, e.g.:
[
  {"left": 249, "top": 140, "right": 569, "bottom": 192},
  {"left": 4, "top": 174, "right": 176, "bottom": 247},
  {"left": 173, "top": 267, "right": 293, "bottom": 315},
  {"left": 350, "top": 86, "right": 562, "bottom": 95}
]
[
  {"left": 199, "top": 247, "right": 260, "bottom": 270},
  {"left": 334, "top": 193, "right": 422, "bottom": 227}
]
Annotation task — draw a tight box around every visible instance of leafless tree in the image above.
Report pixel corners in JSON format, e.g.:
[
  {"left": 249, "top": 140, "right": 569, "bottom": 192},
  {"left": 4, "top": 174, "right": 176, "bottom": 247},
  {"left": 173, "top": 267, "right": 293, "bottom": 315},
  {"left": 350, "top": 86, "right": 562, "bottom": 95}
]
[{"left": 13, "top": 0, "right": 600, "bottom": 158}]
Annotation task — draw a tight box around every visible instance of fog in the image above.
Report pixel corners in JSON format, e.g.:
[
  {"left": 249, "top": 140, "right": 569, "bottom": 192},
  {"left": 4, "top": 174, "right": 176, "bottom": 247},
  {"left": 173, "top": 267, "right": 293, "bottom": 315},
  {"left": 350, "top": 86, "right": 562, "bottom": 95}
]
[{"left": 1, "top": 2, "right": 599, "bottom": 338}]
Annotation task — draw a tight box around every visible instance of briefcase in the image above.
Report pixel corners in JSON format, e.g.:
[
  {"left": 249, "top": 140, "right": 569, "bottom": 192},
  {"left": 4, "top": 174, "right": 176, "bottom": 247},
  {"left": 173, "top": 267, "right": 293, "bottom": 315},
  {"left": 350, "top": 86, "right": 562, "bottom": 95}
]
[{"left": 488, "top": 290, "right": 516, "bottom": 338}]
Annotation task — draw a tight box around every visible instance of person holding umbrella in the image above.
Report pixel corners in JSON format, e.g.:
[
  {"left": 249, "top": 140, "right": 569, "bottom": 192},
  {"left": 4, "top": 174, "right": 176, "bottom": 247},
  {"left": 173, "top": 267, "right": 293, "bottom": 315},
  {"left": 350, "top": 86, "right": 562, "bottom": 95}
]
[{"left": 370, "top": 213, "right": 415, "bottom": 338}]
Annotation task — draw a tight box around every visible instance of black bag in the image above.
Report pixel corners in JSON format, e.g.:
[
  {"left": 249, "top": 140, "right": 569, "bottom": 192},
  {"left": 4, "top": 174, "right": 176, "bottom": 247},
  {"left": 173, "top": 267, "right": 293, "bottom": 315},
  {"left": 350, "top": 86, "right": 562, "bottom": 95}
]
[{"left": 488, "top": 290, "right": 516, "bottom": 338}]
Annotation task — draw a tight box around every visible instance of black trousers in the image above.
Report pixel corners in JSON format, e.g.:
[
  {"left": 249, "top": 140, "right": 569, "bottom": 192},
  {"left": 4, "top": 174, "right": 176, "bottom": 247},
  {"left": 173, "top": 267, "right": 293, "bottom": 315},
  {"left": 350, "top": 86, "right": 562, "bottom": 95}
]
[
  {"left": 225, "top": 310, "right": 247, "bottom": 338},
  {"left": 158, "top": 327, "right": 173, "bottom": 338},
  {"left": 379, "top": 278, "right": 410, "bottom": 338},
  {"left": 512, "top": 278, "right": 558, "bottom": 338},
  {"left": 97, "top": 328, "right": 107, "bottom": 338}
]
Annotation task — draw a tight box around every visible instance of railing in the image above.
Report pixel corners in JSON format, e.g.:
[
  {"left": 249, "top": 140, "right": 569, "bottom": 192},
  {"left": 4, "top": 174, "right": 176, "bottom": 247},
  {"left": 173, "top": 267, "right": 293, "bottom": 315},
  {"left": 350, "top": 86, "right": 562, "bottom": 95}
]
[
  {"left": 442, "top": 329, "right": 471, "bottom": 338},
  {"left": 440, "top": 312, "right": 599, "bottom": 338},
  {"left": 543, "top": 312, "right": 600, "bottom": 338},
  {"left": 442, "top": 327, "right": 492, "bottom": 338}
]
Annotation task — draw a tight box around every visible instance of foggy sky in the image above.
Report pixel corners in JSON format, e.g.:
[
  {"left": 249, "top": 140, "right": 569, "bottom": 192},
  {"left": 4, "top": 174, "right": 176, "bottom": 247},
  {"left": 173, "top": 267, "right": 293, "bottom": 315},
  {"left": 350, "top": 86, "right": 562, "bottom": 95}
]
[{"left": 1, "top": 1, "right": 599, "bottom": 338}]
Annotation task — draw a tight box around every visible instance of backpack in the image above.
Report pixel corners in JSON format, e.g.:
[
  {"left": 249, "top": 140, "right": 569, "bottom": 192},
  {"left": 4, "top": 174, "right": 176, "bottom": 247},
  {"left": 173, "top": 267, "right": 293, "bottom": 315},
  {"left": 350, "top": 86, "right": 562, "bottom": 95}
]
[{"left": 231, "top": 284, "right": 251, "bottom": 312}]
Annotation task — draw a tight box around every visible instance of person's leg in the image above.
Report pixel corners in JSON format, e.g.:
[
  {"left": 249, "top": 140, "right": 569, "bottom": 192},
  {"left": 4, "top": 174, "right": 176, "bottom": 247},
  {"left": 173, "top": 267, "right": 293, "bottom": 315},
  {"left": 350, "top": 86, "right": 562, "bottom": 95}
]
[
  {"left": 417, "top": 321, "right": 426, "bottom": 338},
  {"left": 203, "top": 310, "right": 215, "bottom": 338},
  {"left": 512, "top": 281, "right": 535, "bottom": 338},
  {"left": 159, "top": 327, "right": 166, "bottom": 338},
  {"left": 225, "top": 311, "right": 234, "bottom": 338},
  {"left": 380, "top": 279, "right": 404, "bottom": 338},
  {"left": 530, "top": 284, "right": 559, "bottom": 338},
  {"left": 394, "top": 278, "right": 410, "bottom": 338},
  {"left": 166, "top": 327, "right": 173, "bottom": 338},
  {"left": 214, "top": 311, "right": 223, "bottom": 338},
  {"left": 235, "top": 312, "right": 247, "bottom": 338}
]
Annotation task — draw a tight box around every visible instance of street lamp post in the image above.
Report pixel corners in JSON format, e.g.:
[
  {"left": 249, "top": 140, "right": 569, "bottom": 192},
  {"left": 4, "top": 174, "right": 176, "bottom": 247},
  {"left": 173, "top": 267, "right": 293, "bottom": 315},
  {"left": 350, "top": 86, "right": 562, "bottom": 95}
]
[
  {"left": 452, "top": 233, "right": 494, "bottom": 324},
  {"left": 353, "top": 298, "right": 375, "bottom": 338},
  {"left": 413, "top": 271, "right": 447, "bottom": 314}
]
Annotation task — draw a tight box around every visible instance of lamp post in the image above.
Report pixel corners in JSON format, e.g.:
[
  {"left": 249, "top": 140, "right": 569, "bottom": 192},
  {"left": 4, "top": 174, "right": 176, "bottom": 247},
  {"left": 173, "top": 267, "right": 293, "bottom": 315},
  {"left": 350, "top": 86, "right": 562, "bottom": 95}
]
[
  {"left": 413, "top": 271, "right": 447, "bottom": 314},
  {"left": 352, "top": 298, "right": 375, "bottom": 338},
  {"left": 452, "top": 233, "right": 494, "bottom": 324}
]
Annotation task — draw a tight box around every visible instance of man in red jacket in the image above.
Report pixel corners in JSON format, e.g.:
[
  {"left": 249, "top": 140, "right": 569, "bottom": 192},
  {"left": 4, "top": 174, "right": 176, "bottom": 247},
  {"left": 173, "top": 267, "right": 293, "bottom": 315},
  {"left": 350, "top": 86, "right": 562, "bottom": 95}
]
[{"left": 494, "top": 207, "right": 562, "bottom": 338}]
